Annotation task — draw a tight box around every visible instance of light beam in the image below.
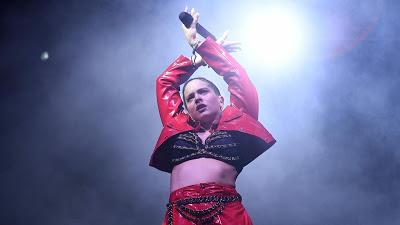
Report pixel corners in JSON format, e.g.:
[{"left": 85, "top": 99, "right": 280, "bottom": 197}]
[{"left": 240, "top": 5, "right": 309, "bottom": 69}]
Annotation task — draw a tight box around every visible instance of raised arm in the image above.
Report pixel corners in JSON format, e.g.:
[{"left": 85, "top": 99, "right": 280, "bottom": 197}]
[
  {"left": 197, "top": 38, "right": 259, "bottom": 119},
  {"left": 181, "top": 8, "right": 259, "bottom": 119},
  {"left": 156, "top": 55, "right": 196, "bottom": 126}
]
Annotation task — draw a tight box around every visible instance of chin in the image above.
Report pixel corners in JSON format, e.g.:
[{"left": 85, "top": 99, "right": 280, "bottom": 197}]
[
  {"left": 201, "top": 113, "right": 218, "bottom": 121},
  {"left": 193, "top": 110, "right": 217, "bottom": 122}
]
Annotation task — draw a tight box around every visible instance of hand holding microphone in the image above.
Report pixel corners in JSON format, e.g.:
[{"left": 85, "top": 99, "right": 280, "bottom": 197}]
[
  {"left": 179, "top": 7, "right": 217, "bottom": 44},
  {"left": 179, "top": 7, "right": 209, "bottom": 49},
  {"left": 179, "top": 7, "right": 241, "bottom": 53}
]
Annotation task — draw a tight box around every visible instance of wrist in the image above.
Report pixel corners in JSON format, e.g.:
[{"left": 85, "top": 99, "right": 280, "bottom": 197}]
[
  {"left": 191, "top": 53, "right": 206, "bottom": 68},
  {"left": 190, "top": 39, "right": 202, "bottom": 50}
]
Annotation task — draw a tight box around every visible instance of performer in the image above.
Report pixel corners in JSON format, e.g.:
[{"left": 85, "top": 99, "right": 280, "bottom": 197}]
[{"left": 150, "top": 8, "right": 276, "bottom": 225}]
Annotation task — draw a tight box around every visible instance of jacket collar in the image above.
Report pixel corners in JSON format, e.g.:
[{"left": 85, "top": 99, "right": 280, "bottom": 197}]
[{"left": 221, "top": 105, "right": 243, "bottom": 122}]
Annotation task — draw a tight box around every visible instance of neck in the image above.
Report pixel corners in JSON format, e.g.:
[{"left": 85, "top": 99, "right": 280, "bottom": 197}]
[{"left": 199, "top": 113, "right": 221, "bottom": 132}]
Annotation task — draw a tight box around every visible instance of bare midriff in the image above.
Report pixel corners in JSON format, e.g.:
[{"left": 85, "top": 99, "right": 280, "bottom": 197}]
[{"left": 170, "top": 158, "right": 238, "bottom": 192}]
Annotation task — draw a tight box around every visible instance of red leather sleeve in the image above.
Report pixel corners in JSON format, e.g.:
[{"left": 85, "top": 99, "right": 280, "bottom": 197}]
[
  {"left": 156, "top": 55, "right": 197, "bottom": 126},
  {"left": 196, "top": 37, "right": 259, "bottom": 119}
]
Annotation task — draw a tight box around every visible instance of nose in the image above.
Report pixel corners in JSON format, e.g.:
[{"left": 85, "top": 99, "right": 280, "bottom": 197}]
[{"left": 194, "top": 94, "right": 202, "bottom": 104}]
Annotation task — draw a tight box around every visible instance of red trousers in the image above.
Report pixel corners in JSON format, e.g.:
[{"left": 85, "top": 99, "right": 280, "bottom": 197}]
[{"left": 162, "top": 182, "right": 253, "bottom": 225}]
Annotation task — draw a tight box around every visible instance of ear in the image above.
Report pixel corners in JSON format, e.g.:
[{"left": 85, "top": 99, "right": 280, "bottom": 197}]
[{"left": 218, "top": 96, "right": 224, "bottom": 110}]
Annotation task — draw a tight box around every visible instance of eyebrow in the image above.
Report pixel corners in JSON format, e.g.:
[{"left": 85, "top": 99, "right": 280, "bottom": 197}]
[
  {"left": 185, "top": 87, "right": 210, "bottom": 100},
  {"left": 197, "top": 87, "right": 209, "bottom": 92}
]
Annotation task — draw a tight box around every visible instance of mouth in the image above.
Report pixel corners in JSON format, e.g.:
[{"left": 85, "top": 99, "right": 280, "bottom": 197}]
[{"left": 196, "top": 104, "right": 207, "bottom": 112}]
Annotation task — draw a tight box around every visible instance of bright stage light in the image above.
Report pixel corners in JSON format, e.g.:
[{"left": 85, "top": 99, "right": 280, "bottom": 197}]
[{"left": 240, "top": 5, "right": 309, "bottom": 68}]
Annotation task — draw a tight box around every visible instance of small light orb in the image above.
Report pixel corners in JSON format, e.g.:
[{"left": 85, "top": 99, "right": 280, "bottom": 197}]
[{"left": 41, "top": 51, "right": 49, "bottom": 61}]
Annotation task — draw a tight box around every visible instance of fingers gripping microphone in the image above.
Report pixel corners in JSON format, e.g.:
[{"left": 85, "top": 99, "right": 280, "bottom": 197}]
[{"left": 179, "top": 12, "right": 217, "bottom": 41}]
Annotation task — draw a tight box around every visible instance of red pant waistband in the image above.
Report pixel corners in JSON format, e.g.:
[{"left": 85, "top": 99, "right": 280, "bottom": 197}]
[{"left": 169, "top": 182, "right": 238, "bottom": 202}]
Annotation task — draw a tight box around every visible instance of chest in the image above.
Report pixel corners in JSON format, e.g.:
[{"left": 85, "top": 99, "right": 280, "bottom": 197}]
[
  {"left": 170, "top": 130, "right": 241, "bottom": 167},
  {"left": 196, "top": 131, "right": 212, "bottom": 145}
]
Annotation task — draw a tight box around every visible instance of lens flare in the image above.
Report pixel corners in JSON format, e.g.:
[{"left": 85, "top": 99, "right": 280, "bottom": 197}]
[{"left": 240, "top": 5, "right": 309, "bottom": 69}]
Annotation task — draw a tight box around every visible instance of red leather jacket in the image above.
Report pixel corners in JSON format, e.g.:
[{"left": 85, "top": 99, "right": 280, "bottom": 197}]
[{"left": 150, "top": 37, "right": 276, "bottom": 172}]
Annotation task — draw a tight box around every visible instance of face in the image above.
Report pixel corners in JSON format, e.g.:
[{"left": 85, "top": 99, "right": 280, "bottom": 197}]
[{"left": 183, "top": 80, "right": 224, "bottom": 124}]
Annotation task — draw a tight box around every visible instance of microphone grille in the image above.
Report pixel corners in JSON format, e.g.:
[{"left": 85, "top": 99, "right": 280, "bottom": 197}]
[{"left": 179, "top": 12, "right": 193, "bottom": 28}]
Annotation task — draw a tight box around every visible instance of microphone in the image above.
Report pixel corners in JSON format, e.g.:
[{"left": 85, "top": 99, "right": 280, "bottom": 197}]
[{"left": 179, "top": 12, "right": 217, "bottom": 41}]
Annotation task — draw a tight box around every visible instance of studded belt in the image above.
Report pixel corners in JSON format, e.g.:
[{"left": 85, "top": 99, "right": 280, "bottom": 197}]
[{"left": 166, "top": 194, "right": 242, "bottom": 225}]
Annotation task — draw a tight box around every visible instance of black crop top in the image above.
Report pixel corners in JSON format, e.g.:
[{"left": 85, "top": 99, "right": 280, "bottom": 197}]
[{"left": 170, "top": 130, "right": 243, "bottom": 173}]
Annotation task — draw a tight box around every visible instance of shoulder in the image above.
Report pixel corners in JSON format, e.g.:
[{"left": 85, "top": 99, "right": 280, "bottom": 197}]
[{"left": 220, "top": 105, "right": 244, "bottom": 122}]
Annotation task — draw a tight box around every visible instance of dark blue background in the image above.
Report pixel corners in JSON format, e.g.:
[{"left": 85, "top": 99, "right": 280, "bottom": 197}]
[{"left": 1, "top": 0, "right": 399, "bottom": 224}]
